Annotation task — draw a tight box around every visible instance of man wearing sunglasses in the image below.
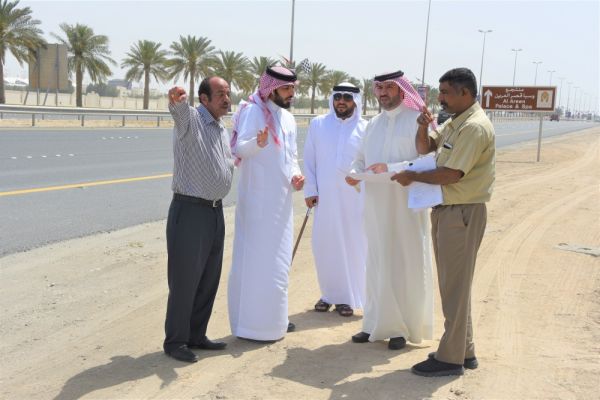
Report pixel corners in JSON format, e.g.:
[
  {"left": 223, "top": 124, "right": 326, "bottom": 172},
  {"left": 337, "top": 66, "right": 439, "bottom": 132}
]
[
  {"left": 346, "top": 70, "right": 434, "bottom": 351},
  {"left": 303, "top": 82, "right": 367, "bottom": 318}
]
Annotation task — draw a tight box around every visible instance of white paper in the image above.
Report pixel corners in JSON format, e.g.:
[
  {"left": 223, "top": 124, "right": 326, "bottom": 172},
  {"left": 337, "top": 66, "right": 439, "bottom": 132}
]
[{"left": 405, "top": 154, "right": 443, "bottom": 210}]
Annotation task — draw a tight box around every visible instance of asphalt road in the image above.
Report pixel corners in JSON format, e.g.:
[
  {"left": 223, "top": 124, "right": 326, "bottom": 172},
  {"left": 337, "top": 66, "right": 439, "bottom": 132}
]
[{"left": 1, "top": 119, "right": 597, "bottom": 256}]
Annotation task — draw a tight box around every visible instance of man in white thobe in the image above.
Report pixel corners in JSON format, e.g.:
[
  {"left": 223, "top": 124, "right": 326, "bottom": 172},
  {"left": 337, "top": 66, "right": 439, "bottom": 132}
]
[
  {"left": 228, "top": 66, "right": 304, "bottom": 341},
  {"left": 346, "top": 70, "right": 434, "bottom": 350},
  {"left": 303, "top": 82, "right": 367, "bottom": 317}
]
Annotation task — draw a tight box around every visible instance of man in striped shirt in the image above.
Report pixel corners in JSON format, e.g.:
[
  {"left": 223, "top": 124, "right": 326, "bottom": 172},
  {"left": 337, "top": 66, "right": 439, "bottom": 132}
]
[{"left": 163, "top": 76, "right": 234, "bottom": 363}]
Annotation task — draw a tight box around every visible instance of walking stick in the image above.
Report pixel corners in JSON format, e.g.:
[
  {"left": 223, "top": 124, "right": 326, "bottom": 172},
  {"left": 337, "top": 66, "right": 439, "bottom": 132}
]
[{"left": 292, "top": 207, "right": 312, "bottom": 262}]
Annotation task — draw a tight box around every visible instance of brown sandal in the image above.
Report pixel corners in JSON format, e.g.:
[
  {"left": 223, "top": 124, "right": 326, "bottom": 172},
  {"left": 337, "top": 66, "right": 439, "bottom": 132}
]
[
  {"left": 314, "top": 299, "right": 332, "bottom": 312},
  {"left": 335, "top": 304, "right": 353, "bottom": 317}
]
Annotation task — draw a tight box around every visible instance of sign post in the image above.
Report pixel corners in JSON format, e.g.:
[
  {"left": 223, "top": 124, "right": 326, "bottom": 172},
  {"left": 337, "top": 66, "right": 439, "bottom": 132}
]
[
  {"left": 417, "top": 85, "right": 429, "bottom": 102},
  {"left": 481, "top": 86, "right": 556, "bottom": 161}
]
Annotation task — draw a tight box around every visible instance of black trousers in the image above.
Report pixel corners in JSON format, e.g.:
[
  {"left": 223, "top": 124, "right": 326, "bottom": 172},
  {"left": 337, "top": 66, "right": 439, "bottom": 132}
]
[{"left": 163, "top": 196, "right": 225, "bottom": 352}]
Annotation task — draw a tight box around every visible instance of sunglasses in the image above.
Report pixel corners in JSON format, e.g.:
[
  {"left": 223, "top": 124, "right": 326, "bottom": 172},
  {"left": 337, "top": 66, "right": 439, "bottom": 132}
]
[{"left": 333, "top": 93, "right": 354, "bottom": 102}]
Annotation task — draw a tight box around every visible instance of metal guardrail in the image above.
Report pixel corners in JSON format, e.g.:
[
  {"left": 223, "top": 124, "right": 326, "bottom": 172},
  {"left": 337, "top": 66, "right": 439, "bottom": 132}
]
[
  {"left": 0, "top": 104, "right": 334, "bottom": 128},
  {"left": 0, "top": 104, "right": 172, "bottom": 127},
  {"left": 0, "top": 104, "right": 171, "bottom": 127}
]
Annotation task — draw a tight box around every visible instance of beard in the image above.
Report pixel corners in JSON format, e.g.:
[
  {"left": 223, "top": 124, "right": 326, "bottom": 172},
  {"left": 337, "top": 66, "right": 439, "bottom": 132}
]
[
  {"left": 378, "top": 93, "right": 402, "bottom": 110},
  {"left": 335, "top": 104, "right": 356, "bottom": 119},
  {"left": 272, "top": 91, "right": 292, "bottom": 109}
]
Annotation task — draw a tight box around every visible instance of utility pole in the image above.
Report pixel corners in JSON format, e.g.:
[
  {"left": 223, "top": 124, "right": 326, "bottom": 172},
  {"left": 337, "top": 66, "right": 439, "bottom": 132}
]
[
  {"left": 532, "top": 61, "right": 542, "bottom": 85},
  {"left": 289, "top": 0, "right": 296, "bottom": 65},
  {"left": 478, "top": 29, "right": 492, "bottom": 99},
  {"left": 511, "top": 48, "right": 522, "bottom": 85}
]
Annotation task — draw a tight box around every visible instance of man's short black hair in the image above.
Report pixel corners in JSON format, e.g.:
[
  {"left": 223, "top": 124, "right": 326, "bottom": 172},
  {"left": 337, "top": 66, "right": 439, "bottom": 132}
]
[
  {"left": 198, "top": 77, "right": 213, "bottom": 102},
  {"left": 439, "top": 68, "right": 477, "bottom": 98}
]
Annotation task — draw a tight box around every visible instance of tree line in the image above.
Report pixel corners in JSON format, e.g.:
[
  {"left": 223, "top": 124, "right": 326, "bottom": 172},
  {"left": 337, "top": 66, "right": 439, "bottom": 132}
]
[{"left": 0, "top": 0, "right": 439, "bottom": 113}]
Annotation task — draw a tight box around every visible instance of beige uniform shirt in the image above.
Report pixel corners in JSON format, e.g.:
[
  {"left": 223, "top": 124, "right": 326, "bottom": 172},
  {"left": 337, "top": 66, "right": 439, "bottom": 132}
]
[{"left": 430, "top": 102, "right": 495, "bottom": 204}]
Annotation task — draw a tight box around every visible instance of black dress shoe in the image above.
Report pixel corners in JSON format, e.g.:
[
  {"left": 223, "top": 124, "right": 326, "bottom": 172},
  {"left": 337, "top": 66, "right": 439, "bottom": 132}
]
[
  {"left": 388, "top": 337, "right": 406, "bottom": 350},
  {"left": 287, "top": 322, "right": 295, "bottom": 332},
  {"left": 411, "top": 358, "right": 464, "bottom": 377},
  {"left": 428, "top": 351, "right": 478, "bottom": 369},
  {"left": 351, "top": 331, "right": 370, "bottom": 343},
  {"left": 188, "top": 338, "right": 227, "bottom": 350},
  {"left": 165, "top": 345, "right": 198, "bottom": 363}
]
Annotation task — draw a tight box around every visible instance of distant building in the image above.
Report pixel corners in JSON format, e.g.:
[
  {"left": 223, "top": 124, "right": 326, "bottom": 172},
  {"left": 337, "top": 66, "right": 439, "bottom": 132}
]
[
  {"left": 4, "top": 77, "right": 29, "bottom": 88},
  {"left": 108, "top": 79, "right": 132, "bottom": 90}
]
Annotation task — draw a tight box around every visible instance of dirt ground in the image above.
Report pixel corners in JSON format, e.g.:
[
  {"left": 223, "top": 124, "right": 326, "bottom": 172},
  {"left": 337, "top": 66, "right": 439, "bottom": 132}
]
[{"left": 1, "top": 127, "right": 598, "bottom": 400}]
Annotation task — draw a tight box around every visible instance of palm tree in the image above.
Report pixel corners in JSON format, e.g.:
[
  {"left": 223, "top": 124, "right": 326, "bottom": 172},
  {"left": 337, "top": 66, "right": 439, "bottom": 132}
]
[
  {"left": 121, "top": 40, "right": 169, "bottom": 109},
  {"left": 279, "top": 56, "right": 295, "bottom": 70},
  {"left": 248, "top": 56, "right": 277, "bottom": 91},
  {"left": 167, "top": 35, "right": 215, "bottom": 106},
  {"left": 250, "top": 56, "right": 277, "bottom": 78},
  {"left": 328, "top": 70, "right": 351, "bottom": 88},
  {"left": 0, "top": 0, "right": 45, "bottom": 103},
  {"left": 317, "top": 70, "right": 351, "bottom": 103},
  {"left": 52, "top": 23, "right": 115, "bottom": 107},
  {"left": 361, "top": 78, "right": 375, "bottom": 115},
  {"left": 212, "top": 50, "right": 252, "bottom": 93},
  {"left": 303, "top": 62, "right": 326, "bottom": 114}
]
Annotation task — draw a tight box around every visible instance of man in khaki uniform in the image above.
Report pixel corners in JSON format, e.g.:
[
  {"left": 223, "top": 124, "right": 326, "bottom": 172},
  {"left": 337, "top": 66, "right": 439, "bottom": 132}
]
[{"left": 391, "top": 68, "right": 495, "bottom": 377}]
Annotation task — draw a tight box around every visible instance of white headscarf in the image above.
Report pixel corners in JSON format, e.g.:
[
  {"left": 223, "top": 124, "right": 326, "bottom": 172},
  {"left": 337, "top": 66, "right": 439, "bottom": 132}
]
[{"left": 328, "top": 82, "right": 363, "bottom": 122}]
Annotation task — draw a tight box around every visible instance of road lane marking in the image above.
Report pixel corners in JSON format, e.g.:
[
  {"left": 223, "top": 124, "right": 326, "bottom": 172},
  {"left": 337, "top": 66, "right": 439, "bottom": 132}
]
[{"left": 0, "top": 173, "right": 172, "bottom": 197}]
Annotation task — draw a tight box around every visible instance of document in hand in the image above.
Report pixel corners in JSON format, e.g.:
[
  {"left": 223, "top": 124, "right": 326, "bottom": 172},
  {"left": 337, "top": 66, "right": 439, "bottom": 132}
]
[{"left": 405, "top": 154, "right": 443, "bottom": 210}]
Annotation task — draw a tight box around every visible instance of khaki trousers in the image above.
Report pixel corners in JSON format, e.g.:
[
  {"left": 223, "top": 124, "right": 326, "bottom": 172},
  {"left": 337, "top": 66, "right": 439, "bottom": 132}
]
[{"left": 431, "top": 203, "right": 487, "bottom": 365}]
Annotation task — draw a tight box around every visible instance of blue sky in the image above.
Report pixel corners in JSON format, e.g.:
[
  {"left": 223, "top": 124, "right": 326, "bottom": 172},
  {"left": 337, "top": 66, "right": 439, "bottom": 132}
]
[{"left": 6, "top": 0, "right": 599, "bottom": 113}]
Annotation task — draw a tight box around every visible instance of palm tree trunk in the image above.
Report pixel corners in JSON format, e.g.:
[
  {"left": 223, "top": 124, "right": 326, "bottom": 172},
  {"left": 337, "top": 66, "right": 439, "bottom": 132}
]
[
  {"left": 363, "top": 98, "right": 367, "bottom": 115},
  {"left": 189, "top": 76, "right": 194, "bottom": 106},
  {"left": 76, "top": 67, "right": 83, "bottom": 107},
  {"left": 0, "top": 61, "right": 5, "bottom": 104},
  {"left": 310, "top": 85, "right": 316, "bottom": 114},
  {"left": 143, "top": 69, "right": 150, "bottom": 110}
]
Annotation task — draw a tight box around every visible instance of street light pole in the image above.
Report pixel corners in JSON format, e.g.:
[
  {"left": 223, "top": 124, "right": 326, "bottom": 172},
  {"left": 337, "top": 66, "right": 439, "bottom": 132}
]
[
  {"left": 511, "top": 48, "right": 522, "bottom": 85},
  {"left": 573, "top": 86, "right": 579, "bottom": 116},
  {"left": 557, "top": 77, "right": 565, "bottom": 108},
  {"left": 420, "top": 0, "right": 432, "bottom": 102},
  {"left": 566, "top": 81, "right": 572, "bottom": 114},
  {"left": 547, "top": 70, "right": 556, "bottom": 85},
  {"left": 289, "top": 0, "right": 295, "bottom": 65},
  {"left": 478, "top": 29, "right": 492, "bottom": 99},
  {"left": 532, "top": 61, "right": 542, "bottom": 85}
]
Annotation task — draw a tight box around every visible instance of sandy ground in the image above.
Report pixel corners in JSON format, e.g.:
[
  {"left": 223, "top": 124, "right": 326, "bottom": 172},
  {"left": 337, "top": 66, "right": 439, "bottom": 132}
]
[{"left": 1, "top": 127, "right": 599, "bottom": 400}]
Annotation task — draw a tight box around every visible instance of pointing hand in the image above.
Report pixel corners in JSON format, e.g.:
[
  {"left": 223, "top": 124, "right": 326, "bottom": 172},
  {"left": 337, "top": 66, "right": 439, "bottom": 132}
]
[{"left": 257, "top": 126, "right": 269, "bottom": 148}]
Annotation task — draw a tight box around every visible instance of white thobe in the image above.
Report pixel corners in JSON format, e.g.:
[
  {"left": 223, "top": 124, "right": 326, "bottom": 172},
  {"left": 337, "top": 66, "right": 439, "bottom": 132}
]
[
  {"left": 228, "top": 100, "right": 301, "bottom": 341},
  {"left": 351, "top": 103, "right": 434, "bottom": 343},
  {"left": 303, "top": 113, "right": 367, "bottom": 308}
]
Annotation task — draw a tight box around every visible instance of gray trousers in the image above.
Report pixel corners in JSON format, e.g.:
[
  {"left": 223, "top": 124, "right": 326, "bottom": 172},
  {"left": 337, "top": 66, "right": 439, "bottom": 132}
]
[
  {"left": 431, "top": 203, "right": 487, "bottom": 365},
  {"left": 163, "top": 196, "right": 225, "bottom": 352}
]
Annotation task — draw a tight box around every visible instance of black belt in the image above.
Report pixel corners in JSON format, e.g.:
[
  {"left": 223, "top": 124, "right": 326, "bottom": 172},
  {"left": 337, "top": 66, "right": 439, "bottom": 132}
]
[{"left": 173, "top": 193, "right": 222, "bottom": 208}]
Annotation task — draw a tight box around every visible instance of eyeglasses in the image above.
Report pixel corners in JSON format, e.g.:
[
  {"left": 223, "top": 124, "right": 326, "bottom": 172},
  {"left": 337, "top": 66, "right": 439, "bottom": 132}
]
[{"left": 333, "top": 93, "right": 354, "bottom": 102}]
